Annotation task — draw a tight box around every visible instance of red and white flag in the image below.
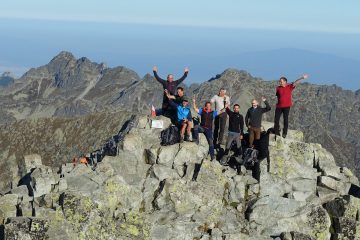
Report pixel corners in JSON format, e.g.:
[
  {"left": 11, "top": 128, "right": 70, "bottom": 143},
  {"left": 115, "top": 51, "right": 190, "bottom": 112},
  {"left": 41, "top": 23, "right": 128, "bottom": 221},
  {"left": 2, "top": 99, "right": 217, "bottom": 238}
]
[{"left": 151, "top": 105, "right": 156, "bottom": 117}]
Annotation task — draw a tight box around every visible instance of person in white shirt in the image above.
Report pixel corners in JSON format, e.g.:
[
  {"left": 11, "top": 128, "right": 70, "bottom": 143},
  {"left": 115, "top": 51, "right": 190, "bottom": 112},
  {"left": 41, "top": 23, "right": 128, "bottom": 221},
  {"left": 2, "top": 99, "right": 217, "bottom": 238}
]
[{"left": 210, "top": 88, "right": 230, "bottom": 146}]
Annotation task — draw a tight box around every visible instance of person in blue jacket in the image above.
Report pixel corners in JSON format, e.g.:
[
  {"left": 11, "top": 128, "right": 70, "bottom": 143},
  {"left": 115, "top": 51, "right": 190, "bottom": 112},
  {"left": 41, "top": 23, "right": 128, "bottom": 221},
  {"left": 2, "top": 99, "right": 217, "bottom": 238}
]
[{"left": 166, "top": 90, "right": 192, "bottom": 143}]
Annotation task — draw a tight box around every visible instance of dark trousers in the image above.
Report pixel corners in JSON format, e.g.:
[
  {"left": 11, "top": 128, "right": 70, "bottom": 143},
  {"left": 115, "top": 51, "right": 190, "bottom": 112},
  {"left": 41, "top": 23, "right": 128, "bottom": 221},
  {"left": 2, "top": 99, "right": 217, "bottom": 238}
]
[
  {"left": 214, "top": 112, "right": 227, "bottom": 145},
  {"left": 274, "top": 107, "right": 291, "bottom": 135},
  {"left": 156, "top": 108, "right": 176, "bottom": 123},
  {"left": 194, "top": 125, "right": 215, "bottom": 157}
]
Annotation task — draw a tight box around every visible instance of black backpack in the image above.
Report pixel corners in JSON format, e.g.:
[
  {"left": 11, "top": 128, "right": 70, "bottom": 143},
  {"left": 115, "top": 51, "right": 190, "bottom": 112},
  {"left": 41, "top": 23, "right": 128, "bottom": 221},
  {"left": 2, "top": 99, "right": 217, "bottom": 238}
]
[
  {"left": 102, "top": 137, "right": 118, "bottom": 156},
  {"left": 160, "top": 125, "right": 180, "bottom": 146},
  {"left": 243, "top": 148, "right": 259, "bottom": 168}
]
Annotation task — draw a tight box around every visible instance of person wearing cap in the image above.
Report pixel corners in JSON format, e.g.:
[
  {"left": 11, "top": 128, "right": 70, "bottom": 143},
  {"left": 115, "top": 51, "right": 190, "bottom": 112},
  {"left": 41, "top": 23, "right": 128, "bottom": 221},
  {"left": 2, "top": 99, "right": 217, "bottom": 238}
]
[
  {"left": 274, "top": 74, "right": 309, "bottom": 138},
  {"left": 211, "top": 88, "right": 230, "bottom": 146},
  {"left": 166, "top": 91, "right": 192, "bottom": 143},
  {"left": 152, "top": 66, "right": 189, "bottom": 118}
]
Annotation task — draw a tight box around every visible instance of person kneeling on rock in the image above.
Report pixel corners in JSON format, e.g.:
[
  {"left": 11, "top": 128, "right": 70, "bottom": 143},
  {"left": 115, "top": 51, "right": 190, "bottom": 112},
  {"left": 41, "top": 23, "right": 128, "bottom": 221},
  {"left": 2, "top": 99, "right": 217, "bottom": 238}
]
[
  {"left": 192, "top": 96, "right": 226, "bottom": 161},
  {"left": 166, "top": 91, "right": 192, "bottom": 143}
]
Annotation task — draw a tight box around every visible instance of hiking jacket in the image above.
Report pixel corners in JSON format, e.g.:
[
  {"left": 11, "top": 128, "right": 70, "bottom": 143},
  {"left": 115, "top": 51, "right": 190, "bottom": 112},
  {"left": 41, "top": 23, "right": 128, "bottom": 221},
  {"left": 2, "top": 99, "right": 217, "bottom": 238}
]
[
  {"left": 169, "top": 100, "right": 192, "bottom": 122},
  {"left": 226, "top": 108, "right": 244, "bottom": 134},
  {"left": 198, "top": 108, "right": 218, "bottom": 129},
  {"left": 245, "top": 100, "right": 271, "bottom": 128}
]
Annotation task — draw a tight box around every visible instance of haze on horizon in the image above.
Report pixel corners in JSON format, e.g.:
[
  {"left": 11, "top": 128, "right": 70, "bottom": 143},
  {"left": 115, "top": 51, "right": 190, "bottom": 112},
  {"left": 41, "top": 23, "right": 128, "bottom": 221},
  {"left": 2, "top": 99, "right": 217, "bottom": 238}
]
[{"left": 1, "top": 0, "right": 360, "bottom": 90}]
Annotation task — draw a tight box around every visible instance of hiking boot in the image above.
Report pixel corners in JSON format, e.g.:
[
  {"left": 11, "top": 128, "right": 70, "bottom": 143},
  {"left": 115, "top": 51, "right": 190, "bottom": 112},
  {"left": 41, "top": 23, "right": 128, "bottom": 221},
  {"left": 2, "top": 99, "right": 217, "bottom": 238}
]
[
  {"left": 210, "top": 155, "right": 215, "bottom": 161},
  {"left": 184, "top": 135, "right": 191, "bottom": 142},
  {"left": 180, "top": 136, "right": 184, "bottom": 143},
  {"left": 193, "top": 138, "right": 199, "bottom": 145},
  {"left": 282, "top": 133, "right": 287, "bottom": 138}
]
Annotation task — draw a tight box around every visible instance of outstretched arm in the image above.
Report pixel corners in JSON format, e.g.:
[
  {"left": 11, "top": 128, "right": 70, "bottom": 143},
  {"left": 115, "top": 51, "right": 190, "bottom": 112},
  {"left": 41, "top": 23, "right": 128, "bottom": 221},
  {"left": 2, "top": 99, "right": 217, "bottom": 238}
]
[
  {"left": 192, "top": 96, "right": 199, "bottom": 113},
  {"left": 293, "top": 74, "right": 309, "bottom": 87},
  {"left": 153, "top": 66, "right": 166, "bottom": 84},
  {"left": 173, "top": 67, "right": 189, "bottom": 85},
  {"left": 168, "top": 99, "right": 178, "bottom": 109},
  {"left": 218, "top": 102, "right": 229, "bottom": 114},
  {"left": 164, "top": 89, "right": 176, "bottom": 100}
]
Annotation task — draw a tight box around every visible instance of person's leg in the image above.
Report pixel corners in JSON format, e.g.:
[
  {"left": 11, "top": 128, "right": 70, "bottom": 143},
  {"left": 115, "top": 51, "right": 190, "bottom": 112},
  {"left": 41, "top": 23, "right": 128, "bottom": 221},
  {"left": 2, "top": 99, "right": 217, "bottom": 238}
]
[
  {"left": 213, "top": 115, "right": 220, "bottom": 145},
  {"left": 179, "top": 121, "right": 187, "bottom": 142},
  {"left": 193, "top": 125, "right": 203, "bottom": 144},
  {"left": 249, "top": 127, "right": 255, "bottom": 148},
  {"left": 253, "top": 127, "right": 261, "bottom": 149},
  {"left": 282, "top": 107, "right": 291, "bottom": 137},
  {"left": 235, "top": 133, "right": 242, "bottom": 156},
  {"left": 225, "top": 132, "right": 236, "bottom": 155},
  {"left": 185, "top": 121, "right": 192, "bottom": 141},
  {"left": 274, "top": 107, "right": 282, "bottom": 135},
  {"left": 218, "top": 113, "right": 228, "bottom": 145},
  {"left": 205, "top": 129, "right": 215, "bottom": 160},
  {"left": 155, "top": 108, "right": 163, "bottom": 116}
]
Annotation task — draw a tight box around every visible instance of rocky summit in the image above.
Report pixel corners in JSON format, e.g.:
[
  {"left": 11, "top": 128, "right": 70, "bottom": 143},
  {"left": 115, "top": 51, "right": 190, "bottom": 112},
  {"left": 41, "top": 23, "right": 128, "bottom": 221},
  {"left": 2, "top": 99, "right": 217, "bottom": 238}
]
[
  {"left": 1, "top": 115, "right": 360, "bottom": 239},
  {"left": 1, "top": 52, "right": 359, "bottom": 181}
]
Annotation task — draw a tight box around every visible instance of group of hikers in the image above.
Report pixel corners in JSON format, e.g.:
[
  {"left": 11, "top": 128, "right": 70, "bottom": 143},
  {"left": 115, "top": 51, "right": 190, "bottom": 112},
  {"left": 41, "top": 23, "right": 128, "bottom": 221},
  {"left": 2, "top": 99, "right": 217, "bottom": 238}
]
[{"left": 151, "top": 66, "right": 309, "bottom": 162}]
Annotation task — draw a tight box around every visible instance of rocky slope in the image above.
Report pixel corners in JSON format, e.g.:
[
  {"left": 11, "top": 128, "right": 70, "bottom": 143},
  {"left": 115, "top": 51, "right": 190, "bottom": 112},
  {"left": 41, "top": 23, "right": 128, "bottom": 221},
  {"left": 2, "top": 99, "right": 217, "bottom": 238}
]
[
  {"left": 0, "top": 52, "right": 359, "bottom": 179},
  {"left": 0, "top": 111, "right": 131, "bottom": 193},
  {"left": 1, "top": 115, "right": 360, "bottom": 239}
]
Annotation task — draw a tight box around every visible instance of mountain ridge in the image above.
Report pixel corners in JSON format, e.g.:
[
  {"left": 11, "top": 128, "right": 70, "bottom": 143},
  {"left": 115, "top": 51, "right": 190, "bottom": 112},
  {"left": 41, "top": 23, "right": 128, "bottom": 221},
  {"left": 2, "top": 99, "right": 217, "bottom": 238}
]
[{"left": 0, "top": 51, "right": 359, "bottom": 181}]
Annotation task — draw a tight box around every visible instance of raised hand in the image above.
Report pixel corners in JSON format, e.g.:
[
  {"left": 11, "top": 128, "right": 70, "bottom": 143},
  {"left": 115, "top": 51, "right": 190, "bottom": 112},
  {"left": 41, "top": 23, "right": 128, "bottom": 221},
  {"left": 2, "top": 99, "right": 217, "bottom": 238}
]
[
  {"left": 261, "top": 96, "right": 267, "bottom": 102},
  {"left": 184, "top": 67, "right": 189, "bottom": 73},
  {"left": 302, "top": 73, "right": 309, "bottom": 79},
  {"left": 153, "top": 66, "right": 158, "bottom": 72}
]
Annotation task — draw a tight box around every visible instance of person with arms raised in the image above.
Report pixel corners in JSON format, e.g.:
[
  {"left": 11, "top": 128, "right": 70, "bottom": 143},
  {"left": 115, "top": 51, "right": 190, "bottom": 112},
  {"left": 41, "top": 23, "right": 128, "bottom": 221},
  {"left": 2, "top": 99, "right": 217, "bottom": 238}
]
[{"left": 152, "top": 66, "right": 189, "bottom": 119}]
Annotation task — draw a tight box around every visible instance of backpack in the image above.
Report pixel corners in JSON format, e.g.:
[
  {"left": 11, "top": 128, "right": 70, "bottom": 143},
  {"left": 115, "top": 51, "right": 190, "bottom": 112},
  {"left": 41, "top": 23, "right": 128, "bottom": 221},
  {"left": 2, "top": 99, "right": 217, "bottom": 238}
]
[
  {"left": 102, "top": 137, "right": 118, "bottom": 156},
  {"left": 160, "top": 125, "right": 180, "bottom": 146},
  {"left": 243, "top": 148, "right": 259, "bottom": 168}
]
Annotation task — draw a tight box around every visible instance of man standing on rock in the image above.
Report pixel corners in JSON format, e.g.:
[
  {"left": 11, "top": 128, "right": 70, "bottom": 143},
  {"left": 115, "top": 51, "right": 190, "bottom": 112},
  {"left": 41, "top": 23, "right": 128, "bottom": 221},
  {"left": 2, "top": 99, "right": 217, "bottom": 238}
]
[
  {"left": 245, "top": 97, "right": 271, "bottom": 148},
  {"left": 152, "top": 66, "right": 189, "bottom": 118},
  {"left": 192, "top": 97, "right": 226, "bottom": 161},
  {"left": 274, "top": 74, "right": 309, "bottom": 138},
  {"left": 223, "top": 104, "right": 244, "bottom": 158},
  {"left": 211, "top": 88, "right": 230, "bottom": 146}
]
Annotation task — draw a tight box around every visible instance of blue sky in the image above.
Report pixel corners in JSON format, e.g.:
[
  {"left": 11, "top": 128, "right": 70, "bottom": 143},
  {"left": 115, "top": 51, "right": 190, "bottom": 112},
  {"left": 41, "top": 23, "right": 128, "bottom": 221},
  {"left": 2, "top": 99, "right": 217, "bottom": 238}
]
[
  {"left": 1, "top": 0, "right": 360, "bottom": 33},
  {"left": 1, "top": 1, "right": 360, "bottom": 89}
]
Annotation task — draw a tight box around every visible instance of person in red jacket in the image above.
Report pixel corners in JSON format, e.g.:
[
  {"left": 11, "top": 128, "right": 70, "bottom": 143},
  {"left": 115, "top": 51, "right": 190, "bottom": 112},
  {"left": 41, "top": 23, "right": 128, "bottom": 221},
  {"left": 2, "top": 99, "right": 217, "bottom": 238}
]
[{"left": 274, "top": 74, "right": 309, "bottom": 138}]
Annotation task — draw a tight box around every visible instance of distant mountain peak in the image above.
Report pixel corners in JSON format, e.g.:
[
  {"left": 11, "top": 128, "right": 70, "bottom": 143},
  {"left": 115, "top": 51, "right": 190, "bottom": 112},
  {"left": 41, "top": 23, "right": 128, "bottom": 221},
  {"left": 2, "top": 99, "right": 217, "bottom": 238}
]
[
  {"left": 50, "top": 51, "right": 76, "bottom": 63},
  {"left": 1, "top": 71, "right": 14, "bottom": 78}
]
